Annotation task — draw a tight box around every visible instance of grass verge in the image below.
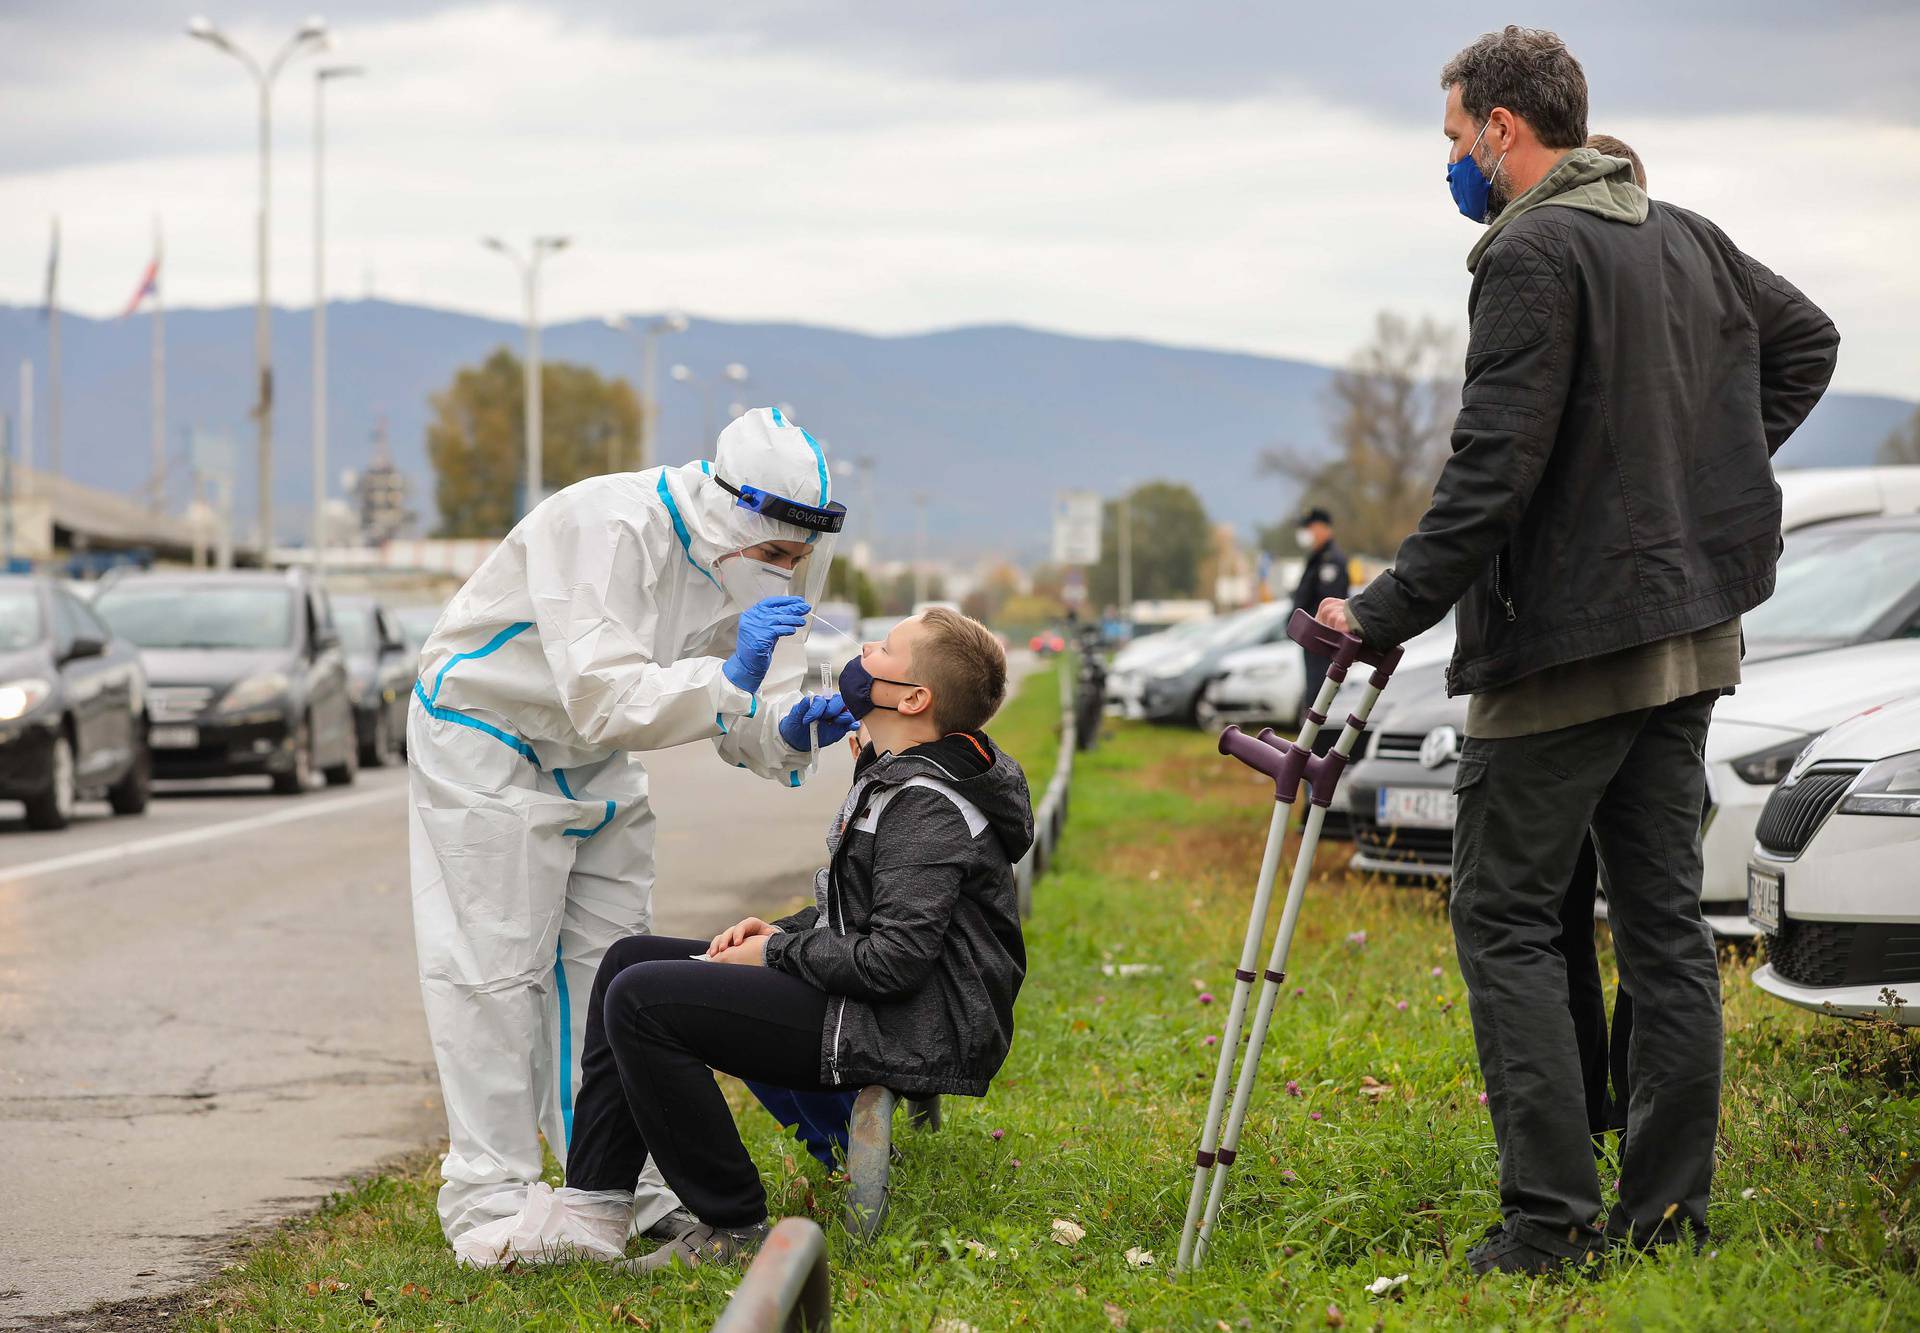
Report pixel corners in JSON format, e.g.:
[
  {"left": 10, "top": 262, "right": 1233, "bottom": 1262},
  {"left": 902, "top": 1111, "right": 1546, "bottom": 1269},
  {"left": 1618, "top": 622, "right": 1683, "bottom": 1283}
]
[{"left": 178, "top": 668, "right": 1918, "bottom": 1330}]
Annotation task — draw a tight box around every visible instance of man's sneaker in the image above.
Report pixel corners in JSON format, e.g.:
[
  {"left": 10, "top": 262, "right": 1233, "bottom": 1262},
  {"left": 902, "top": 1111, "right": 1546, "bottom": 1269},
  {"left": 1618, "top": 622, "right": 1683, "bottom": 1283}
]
[
  {"left": 637, "top": 1206, "right": 699, "bottom": 1244},
  {"left": 623, "top": 1219, "right": 772, "bottom": 1273},
  {"left": 1465, "top": 1222, "right": 1606, "bottom": 1277}
]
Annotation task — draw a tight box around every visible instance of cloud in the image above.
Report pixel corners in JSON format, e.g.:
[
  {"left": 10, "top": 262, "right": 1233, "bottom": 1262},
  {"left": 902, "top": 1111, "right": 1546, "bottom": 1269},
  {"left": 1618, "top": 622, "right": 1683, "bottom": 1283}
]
[{"left": 0, "top": 2, "right": 1913, "bottom": 394}]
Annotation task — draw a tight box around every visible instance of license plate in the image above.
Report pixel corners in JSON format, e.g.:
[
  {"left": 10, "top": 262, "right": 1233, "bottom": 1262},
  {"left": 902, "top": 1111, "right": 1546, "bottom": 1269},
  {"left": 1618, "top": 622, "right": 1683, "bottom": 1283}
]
[
  {"left": 1747, "top": 866, "right": 1783, "bottom": 933},
  {"left": 149, "top": 725, "right": 200, "bottom": 750},
  {"left": 1376, "top": 786, "right": 1458, "bottom": 829}
]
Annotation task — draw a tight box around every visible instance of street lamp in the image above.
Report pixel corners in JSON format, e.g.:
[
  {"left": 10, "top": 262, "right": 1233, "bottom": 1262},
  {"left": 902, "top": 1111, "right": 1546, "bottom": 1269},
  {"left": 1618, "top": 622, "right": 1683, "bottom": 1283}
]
[
  {"left": 834, "top": 454, "right": 877, "bottom": 570},
  {"left": 188, "top": 12, "right": 330, "bottom": 560},
  {"left": 483, "top": 235, "right": 570, "bottom": 517},
  {"left": 603, "top": 311, "right": 687, "bottom": 472},
  {"left": 669, "top": 362, "right": 748, "bottom": 451},
  {"left": 311, "top": 63, "right": 363, "bottom": 580}
]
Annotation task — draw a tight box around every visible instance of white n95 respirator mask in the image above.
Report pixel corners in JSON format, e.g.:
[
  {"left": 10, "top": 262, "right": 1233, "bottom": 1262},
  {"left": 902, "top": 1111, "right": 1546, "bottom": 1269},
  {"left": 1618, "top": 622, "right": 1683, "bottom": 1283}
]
[{"left": 716, "top": 553, "right": 796, "bottom": 609}]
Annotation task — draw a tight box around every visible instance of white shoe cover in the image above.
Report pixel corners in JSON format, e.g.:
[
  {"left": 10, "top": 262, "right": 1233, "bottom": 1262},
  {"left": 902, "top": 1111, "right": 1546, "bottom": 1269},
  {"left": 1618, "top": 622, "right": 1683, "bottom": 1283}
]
[{"left": 452, "top": 1183, "right": 636, "bottom": 1267}]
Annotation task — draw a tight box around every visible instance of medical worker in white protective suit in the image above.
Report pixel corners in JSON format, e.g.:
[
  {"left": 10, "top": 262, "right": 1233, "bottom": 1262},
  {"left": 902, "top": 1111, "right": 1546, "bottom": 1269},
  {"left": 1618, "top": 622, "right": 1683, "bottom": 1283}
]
[{"left": 408, "top": 406, "right": 858, "bottom": 1256}]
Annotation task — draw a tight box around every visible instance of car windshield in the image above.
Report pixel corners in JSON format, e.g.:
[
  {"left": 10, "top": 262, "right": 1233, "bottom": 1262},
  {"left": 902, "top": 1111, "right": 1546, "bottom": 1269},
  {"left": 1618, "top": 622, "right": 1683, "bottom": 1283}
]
[
  {"left": 1745, "top": 527, "right": 1920, "bottom": 648},
  {"left": 96, "top": 585, "right": 296, "bottom": 650},
  {"left": 334, "top": 609, "right": 377, "bottom": 655},
  {"left": 0, "top": 588, "right": 42, "bottom": 650}
]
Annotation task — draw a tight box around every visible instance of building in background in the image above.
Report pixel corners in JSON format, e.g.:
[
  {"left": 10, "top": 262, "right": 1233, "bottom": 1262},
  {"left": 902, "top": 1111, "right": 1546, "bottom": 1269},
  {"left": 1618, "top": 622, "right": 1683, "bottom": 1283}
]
[{"left": 347, "top": 417, "right": 415, "bottom": 546}]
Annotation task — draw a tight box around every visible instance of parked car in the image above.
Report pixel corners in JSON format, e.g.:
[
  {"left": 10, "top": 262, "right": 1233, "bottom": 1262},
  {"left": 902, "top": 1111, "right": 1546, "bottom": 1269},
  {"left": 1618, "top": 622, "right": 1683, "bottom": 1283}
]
[
  {"left": 1748, "top": 691, "right": 1920, "bottom": 1025},
  {"left": 94, "top": 570, "right": 358, "bottom": 794},
  {"left": 1135, "top": 603, "right": 1296, "bottom": 725},
  {"left": 1103, "top": 616, "right": 1220, "bottom": 715},
  {"left": 332, "top": 596, "right": 413, "bottom": 767},
  {"left": 1196, "top": 640, "right": 1307, "bottom": 732},
  {"left": 0, "top": 574, "right": 151, "bottom": 830}
]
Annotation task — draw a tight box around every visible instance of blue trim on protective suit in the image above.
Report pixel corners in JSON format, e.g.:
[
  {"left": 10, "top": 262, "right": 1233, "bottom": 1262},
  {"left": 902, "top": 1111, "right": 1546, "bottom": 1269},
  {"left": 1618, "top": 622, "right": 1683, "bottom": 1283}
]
[
  {"left": 554, "top": 938, "right": 574, "bottom": 1148},
  {"left": 552, "top": 767, "right": 616, "bottom": 838},
  {"left": 413, "top": 680, "right": 542, "bottom": 766},
  {"left": 788, "top": 771, "right": 803, "bottom": 787},
  {"left": 552, "top": 768, "right": 576, "bottom": 800},
  {"left": 429, "top": 621, "right": 533, "bottom": 705},
  {"left": 659, "top": 473, "right": 720, "bottom": 587}
]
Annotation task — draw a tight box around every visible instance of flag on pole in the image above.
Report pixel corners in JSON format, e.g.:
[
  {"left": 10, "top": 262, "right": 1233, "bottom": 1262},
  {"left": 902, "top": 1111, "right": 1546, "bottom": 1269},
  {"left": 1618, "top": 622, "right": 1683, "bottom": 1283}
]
[
  {"left": 121, "top": 252, "right": 161, "bottom": 318},
  {"left": 41, "top": 218, "right": 59, "bottom": 321}
]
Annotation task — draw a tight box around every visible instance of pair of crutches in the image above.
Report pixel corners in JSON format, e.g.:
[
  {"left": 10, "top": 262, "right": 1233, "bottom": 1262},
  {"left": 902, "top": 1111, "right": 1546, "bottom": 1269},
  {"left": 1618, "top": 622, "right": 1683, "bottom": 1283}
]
[{"left": 1176, "top": 608, "right": 1403, "bottom": 1271}]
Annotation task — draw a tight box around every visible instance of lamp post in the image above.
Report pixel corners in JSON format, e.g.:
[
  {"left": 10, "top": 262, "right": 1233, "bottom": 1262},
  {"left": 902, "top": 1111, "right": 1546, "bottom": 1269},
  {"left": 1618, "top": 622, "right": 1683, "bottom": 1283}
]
[
  {"left": 834, "top": 455, "right": 877, "bottom": 571},
  {"left": 483, "top": 235, "right": 570, "bottom": 517},
  {"left": 188, "top": 13, "right": 329, "bottom": 561},
  {"left": 669, "top": 362, "right": 748, "bottom": 451},
  {"left": 311, "top": 63, "right": 363, "bottom": 579},
  {"left": 603, "top": 312, "right": 687, "bottom": 472}
]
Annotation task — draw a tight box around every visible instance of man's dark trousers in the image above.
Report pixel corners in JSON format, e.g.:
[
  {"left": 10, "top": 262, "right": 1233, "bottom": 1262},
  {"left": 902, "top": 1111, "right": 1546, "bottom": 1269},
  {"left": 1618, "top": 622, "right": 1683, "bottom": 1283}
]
[{"left": 1451, "top": 691, "right": 1721, "bottom": 1254}]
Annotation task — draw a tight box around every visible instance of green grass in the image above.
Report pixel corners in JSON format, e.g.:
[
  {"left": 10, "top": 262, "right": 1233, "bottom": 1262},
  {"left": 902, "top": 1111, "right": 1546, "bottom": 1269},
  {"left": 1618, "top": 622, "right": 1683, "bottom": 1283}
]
[{"left": 179, "top": 668, "right": 1919, "bottom": 1331}]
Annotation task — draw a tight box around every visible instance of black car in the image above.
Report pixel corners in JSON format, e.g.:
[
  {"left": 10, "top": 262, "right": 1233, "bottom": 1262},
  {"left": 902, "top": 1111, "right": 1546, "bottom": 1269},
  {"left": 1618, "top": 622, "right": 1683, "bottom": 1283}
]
[
  {"left": 93, "top": 570, "right": 358, "bottom": 794},
  {"left": 0, "top": 574, "right": 152, "bottom": 830},
  {"left": 332, "top": 596, "right": 413, "bottom": 767}
]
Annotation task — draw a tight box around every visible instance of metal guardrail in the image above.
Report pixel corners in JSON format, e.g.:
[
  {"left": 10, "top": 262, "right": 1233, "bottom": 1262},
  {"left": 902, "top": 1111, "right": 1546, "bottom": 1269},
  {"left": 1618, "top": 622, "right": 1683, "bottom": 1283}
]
[
  {"left": 711, "top": 1217, "right": 831, "bottom": 1333},
  {"left": 1016, "top": 658, "right": 1078, "bottom": 919},
  {"left": 717, "top": 659, "right": 1079, "bottom": 1332}
]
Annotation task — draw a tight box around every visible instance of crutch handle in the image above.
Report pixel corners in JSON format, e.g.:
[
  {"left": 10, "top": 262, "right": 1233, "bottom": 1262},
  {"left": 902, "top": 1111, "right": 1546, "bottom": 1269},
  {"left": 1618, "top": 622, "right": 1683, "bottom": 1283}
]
[
  {"left": 1285, "top": 608, "right": 1406, "bottom": 687},
  {"left": 1217, "top": 725, "right": 1309, "bottom": 801}
]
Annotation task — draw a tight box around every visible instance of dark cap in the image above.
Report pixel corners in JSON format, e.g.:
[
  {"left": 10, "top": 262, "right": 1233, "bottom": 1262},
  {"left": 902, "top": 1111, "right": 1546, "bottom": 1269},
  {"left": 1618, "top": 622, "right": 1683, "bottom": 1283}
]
[{"left": 1297, "top": 507, "right": 1333, "bottom": 527}]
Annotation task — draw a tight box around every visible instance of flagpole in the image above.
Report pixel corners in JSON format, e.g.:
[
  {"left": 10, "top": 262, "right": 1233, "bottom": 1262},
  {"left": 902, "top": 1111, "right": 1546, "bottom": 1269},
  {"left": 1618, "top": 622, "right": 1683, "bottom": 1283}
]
[{"left": 151, "top": 218, "right": 167, "bottom": 512}]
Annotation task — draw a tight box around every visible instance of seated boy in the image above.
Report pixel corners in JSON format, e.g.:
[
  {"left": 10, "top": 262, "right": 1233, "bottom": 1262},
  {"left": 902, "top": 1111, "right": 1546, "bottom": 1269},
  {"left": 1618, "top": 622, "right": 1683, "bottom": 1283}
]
[{"left": 456, "top": 608, "right": 1032, "bottom": 1270}]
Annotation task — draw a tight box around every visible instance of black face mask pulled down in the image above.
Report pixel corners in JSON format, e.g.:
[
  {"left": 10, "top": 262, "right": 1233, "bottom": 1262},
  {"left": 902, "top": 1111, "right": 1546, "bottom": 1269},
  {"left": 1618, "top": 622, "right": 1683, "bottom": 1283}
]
[{"left": 838, "top": 654, "right": 919, "bottom": 720}]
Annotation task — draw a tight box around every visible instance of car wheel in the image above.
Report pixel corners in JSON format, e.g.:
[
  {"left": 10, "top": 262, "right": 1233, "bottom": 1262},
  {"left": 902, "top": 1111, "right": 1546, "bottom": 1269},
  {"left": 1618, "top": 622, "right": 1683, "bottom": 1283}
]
[
  {"left": 272, "top": 720, "right": 314, "bottom": 795},
  {"left": 1194, "top": 691, "right": 1222, "bottom": 733},
  {"left": 107, "top": 729, "right": 152, "bottom": 816},
  {"left": 323, "top": 719, "right": 358, "bottom": 787},
  {"left": 25, "top": 732, "right": 78, "bottom": 831}
]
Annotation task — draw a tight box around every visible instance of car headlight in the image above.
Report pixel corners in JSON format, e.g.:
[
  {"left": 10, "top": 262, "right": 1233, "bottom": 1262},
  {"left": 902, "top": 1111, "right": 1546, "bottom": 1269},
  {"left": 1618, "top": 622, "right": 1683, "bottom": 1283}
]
[
  {"left": 0, "top": 677, "right": 53, "bottom": 722},
  {"left": 1838, "top": 748, "right": 1920, "bottom": 817},
  {"left": 219, "top": 671, "right": 292, "bottom": 714},
  {"left": 1731, "top": 735, "right": 1814, "bottom": 785}
]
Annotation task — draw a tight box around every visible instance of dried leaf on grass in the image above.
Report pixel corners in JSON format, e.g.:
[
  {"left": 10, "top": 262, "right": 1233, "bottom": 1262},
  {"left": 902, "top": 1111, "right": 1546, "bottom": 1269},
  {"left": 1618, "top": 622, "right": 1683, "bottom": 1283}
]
[{"left": 1052, "top": 1218, "right": 1087, "bottom": 1246}]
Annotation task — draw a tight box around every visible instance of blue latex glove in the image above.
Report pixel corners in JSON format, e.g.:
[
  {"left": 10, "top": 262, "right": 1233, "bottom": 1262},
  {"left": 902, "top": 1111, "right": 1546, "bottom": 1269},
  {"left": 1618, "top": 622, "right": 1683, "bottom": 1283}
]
[
  {"left": 780, "top": 694, "right": 858, "bottom": 752},
  {"left": 723, "top": 596, "right": 810, "bottom": 694}
]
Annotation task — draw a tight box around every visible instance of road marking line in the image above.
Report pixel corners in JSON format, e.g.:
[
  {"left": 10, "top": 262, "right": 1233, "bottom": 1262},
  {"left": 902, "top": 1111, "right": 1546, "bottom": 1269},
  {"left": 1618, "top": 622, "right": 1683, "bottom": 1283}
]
[{"left": 0, "top": 784, "right": 405, "bottom": 885}]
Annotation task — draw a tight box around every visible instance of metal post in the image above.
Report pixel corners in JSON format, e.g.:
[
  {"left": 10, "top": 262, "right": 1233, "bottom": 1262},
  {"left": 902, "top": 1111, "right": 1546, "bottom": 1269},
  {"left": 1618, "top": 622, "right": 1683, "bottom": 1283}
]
[
  {"left": 912, "top": 492, "right": 929, "bottom": 607},
  {"left": 150, "top": 218, "right": 166, "bottom": 511},
  {"left": 639, "top": 325, "right": 658, "bottom": 471},
  {"left": 17, "top": 360, "right": 31, "bottom": 472},
  {"left": 47, "top": 223, "right": 61, "bottom": 481},
  {"left": 710, "top": 1217, "right": 831, "bottom": 1332},
  {"left": 1117, "top": 491, "right": 1133, "bottom": 637},
  {"left": 2, "top": 413, "right": 13, "bottom": 568},
  {"left": 312, "top": 77, "right": 325, "bottom": 576},
  {"left": 524, "top": 260, "right": 540, "bottom": 514}
]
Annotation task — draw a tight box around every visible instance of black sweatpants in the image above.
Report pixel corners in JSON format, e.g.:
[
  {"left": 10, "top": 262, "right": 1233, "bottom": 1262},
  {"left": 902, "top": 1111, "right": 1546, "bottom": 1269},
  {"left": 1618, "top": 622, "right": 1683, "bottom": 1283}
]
[
  {"left": 565, "top": 934, "right": 834, "bottom": 1228},
  {"left": 1452, "top": 691, "right": 1720, "bottom": 1253}
]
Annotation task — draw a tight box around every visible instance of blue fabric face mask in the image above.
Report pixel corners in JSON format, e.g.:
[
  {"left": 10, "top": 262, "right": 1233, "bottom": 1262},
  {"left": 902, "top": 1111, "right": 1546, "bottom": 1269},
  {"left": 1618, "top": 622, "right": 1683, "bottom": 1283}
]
[
  {"left": 838, "top": 654, "right": 919, "bottom": 720},
  {"left": 1447, "top": 119, "right": 1506, "bottom": 224}
]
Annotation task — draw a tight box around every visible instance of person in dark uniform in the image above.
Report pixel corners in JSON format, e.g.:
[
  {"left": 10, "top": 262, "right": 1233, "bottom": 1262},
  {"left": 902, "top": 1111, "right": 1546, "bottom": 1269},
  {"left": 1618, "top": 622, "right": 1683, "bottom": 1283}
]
[{"left": 1289, "top": 507, "right": 1349, "bottom": 718}]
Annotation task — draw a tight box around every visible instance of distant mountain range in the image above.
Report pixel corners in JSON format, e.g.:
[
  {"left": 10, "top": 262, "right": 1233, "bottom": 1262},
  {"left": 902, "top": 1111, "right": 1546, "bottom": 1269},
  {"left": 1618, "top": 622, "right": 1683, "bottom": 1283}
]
[{"left": 0, "top": 301, "right": 1910, "bottom": 562}]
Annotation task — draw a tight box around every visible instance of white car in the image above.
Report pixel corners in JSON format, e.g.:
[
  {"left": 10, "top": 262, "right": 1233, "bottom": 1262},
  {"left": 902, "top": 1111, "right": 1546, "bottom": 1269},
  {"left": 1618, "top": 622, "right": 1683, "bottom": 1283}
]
[
  {"left": 1699, "top": 639, "right": 1920, "bottom": 935},
  {"left": 1197, "top": 640, "right": 1307, "bottom": 730},
  {"left": 1747, "top": 691, "right": 1920, "bottom": 1025}
]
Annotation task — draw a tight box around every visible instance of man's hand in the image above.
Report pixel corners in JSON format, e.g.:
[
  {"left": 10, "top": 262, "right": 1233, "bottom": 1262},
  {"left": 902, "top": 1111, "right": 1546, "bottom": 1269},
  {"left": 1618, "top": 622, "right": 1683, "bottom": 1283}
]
[
  {"left": 1315, "top": 597, "right": 1354, "bottom": 635},
  {"left": 708, "top": 916, "right": 776, "bottom": 957},
  {"left": 713, "top": 935, "right": 769, "bottom": 967}
]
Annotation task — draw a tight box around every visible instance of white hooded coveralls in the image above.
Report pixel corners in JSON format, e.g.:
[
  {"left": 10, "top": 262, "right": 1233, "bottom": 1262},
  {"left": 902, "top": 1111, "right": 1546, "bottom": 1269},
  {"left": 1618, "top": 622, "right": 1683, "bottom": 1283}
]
[{"left": 407, "top": 408, "right": 835, "bottom": 1244}]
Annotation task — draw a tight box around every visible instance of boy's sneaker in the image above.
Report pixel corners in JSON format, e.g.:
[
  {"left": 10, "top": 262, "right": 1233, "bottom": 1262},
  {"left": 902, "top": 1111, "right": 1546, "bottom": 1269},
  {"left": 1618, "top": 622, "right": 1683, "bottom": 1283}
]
[
  {"left": 1466, "top": 1222, "right": 1606, "bottom": 1278},
  {"left": 623, "top": 1219, "right": 771, "bottom": 1273},
  {"left": 637, "top": 1206, "right": 698, "bottom": 1243}
]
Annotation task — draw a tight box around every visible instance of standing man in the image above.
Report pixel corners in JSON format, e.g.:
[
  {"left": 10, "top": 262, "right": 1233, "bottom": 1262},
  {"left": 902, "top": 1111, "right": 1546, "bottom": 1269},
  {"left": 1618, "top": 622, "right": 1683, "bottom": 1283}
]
[
  {"left": 410, "top": 408, "right": 858, "bottom": 1253},
  {"left": 1316, "top": 27, "right": 1837, "bottom": 1274},
  {"left": 1288, "top": 507, "right": 1348, "bottom": 719}
]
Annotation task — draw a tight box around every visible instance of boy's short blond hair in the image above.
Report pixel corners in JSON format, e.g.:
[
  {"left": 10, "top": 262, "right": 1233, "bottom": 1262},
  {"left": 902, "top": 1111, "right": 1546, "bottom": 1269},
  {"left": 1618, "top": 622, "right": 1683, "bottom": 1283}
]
[
  {"left": 1586, "top": 133, "right": 1647, "bottom": 189},
  {"left": 911, "top": 608, "right": 1008, "bottom": 735}
]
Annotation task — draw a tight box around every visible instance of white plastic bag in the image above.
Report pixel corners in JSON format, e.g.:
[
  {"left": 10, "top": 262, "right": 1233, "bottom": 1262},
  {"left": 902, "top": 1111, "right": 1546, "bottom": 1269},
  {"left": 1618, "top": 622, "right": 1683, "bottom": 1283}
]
[{"left": 452, "top": 1182, "right": 635, "bottom": 1267}]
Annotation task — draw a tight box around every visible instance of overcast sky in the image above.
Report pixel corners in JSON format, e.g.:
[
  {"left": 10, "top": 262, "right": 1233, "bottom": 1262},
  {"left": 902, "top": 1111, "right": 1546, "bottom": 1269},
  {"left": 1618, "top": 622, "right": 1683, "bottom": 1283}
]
[{"left": 2, "top": 1, "right": 1915, "bottom": 394}]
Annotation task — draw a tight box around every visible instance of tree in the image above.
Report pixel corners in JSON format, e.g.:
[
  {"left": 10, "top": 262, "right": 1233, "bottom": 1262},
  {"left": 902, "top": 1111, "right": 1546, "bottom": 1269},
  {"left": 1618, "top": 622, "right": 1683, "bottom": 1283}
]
[
  {"left": 1879, "top": 407, "right": 1920, "bottom": 465},
  {"left": 427, "top": 348, "right": 640, "bottom": 537},
  {"left": 1258, "top": 312, "right": 1460, "bottom": 556},
  {"left": 1089, "top": 481, "right": 1212, "bottom": 608},
  {"left": 824, "top": 560, "right": 881, "bottom": 618}
]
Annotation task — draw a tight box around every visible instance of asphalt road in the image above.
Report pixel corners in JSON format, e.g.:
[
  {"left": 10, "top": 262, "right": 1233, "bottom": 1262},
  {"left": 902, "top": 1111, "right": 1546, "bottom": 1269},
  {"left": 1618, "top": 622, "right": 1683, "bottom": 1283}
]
[{"left": 0, "top": 738, "right": 855, "bottom": 1328}]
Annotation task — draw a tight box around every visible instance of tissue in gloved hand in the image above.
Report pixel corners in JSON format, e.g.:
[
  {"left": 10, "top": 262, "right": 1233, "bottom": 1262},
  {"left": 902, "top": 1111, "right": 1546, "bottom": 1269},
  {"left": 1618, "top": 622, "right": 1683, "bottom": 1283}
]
[{"left": 451, "top": 1182, "right": 635, "bottom": 1267}]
